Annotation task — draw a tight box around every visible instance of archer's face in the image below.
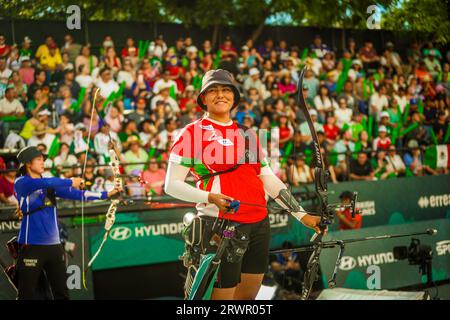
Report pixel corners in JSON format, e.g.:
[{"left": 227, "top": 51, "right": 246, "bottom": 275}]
[
  {"left": 341, "top": 198, "right": 351, "bottom": 205},
  {"left": 203, "top": 85, "right": 234, "bottom": 114},
  {"left": 28, "top": 156, "right": 45, "bottom": 175}
]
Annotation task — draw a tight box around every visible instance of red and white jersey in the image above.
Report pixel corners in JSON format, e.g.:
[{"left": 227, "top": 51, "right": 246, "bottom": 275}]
[{"left": 169, "top": 117, "right": 269, "bottom": 223}]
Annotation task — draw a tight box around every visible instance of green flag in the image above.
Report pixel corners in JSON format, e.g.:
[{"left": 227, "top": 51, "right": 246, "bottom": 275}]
[
  {"left": 399, "top": 123, "right": 418, "bottom": 137},
  {"left": 368, "top": 116, "right": 374, "bottom": 139},
  {"left": 48, "top": 135, "right": 61, "bottom": 159},
  {"left": 361, "top": 116, "right": 367, "bottom": 131},
  {"left": 280, "top": 141, "right": 293, "bottom": 166},
  {"left": 138, "top": 40, "right": 150, "bottom": 60},
  {"left": 430, "top": 128, "right": 438, "bottom": 145},
  {"left": 169, "top": 85, "right": 177, "bottom": 99},
  {"left": 148, "top": 147, "right": 156, "bottom": 159},
  {"left": 403, "top": 104, "right": 410, "bottom": 125},
  {"left": 396, "top": 104, "right": 403, "bottom": 126},
  {"left": 301, "top": 48, "right": 309, "bottom": 61},
  {"left": 391, "top": 126, "right": 401, "bottom": 145},
  {"left": 181, "top": 56, "right": 189, "bottom": 68},
  {"left": 418, "top": 99, "right": 424, "bottom": 115},
  {"left": 444, "top": 123, "right": 450, "bottom": 143},
  {"left": 335, "top": 58, "right": 352, "bottom": 95},
  {"left": 115, "top": 81, "right": 126, "bottom": 100},
  {"left": 213, "top": 50, "right": 222, "bottom": 69},
  {"left": 71, "top": 87, "right": 86, "bottom": 114},
  {"left": 192, "top": 75, "right": 202, "bottom": 90}
]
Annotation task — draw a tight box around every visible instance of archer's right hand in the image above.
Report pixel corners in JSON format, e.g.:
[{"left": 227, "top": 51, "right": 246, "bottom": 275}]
[
  {"left": 208, "top": 193, "right": 236, "bottom": 214},
  {"left": 71, "top": 177, "right": 85, "bottom": 189},
  {"left": 300, "top": 214, "right": 325, "bottom": 234}
]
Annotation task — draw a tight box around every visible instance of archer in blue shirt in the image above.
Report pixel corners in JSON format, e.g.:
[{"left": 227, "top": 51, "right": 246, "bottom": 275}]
[{"left": 13, "top": 146, "right": 121, "bottom": 299}]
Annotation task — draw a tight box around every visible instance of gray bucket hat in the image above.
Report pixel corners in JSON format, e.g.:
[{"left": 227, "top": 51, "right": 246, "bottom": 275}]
[
  {"left": 197, "top": 69, "right": 240, "bottom": 110},
  {"left": 17, "top": 146, "right": 46, "bottom": 164}
]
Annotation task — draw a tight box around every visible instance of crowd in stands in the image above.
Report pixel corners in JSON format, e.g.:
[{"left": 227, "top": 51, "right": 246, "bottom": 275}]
[{"left": 0, "top": 31, "right": 449, "bottom": 206}]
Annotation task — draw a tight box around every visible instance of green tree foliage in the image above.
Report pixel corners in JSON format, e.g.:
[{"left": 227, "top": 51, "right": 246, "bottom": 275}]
[
  {"left": 1, "top": 0, "right": 447, "bottom": 44},
  {"left": 382, "top": 0, "right": 450, "bottom": 44}
]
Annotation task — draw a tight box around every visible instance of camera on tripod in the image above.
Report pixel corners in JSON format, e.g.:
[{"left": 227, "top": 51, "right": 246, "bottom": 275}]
[{"left": 393, "top": 238, "right": 433, "bottom": 284}]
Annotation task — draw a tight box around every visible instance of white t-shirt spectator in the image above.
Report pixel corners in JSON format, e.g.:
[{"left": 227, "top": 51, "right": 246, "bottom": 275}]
[
  {"left": 54, "top": 154, "right": 78, "bottom": 168},
  {"left": 154, "top": 129, "right": 180, "bottom": 150},
  {"left": 299, "top": 121, "right": 324, "bottom": 143},
  {"left": 150, "top": 94, "right": 179, "bottom": 113},
  {"left": 243, "top": 77, "right": 268, "bottom": 99},
  {"left": 0, "top": 67, "right": 12, "bottom": 85},
  {"left": 27, "top": 133, "right": 56, "bottom": 151},
  {"left": 335, "top": 108, "right": 353, "bottom": 129},
  {"left": 94, "top": 130, "right": 122, "bottom": 164},
  {"left": 347, "top": 68, "right": 362, "bottom": 82},
  {"left": 308, "top": 57, "right": 322, "bottom": 76},
  {"left": 369, "top": 92, "right": 389, "bottom": 120},
  {"left": 3, "top": 132, "right": 26, "bottom": 149},
  {"left": 393, "top": 94, "right": 408, "bottom": 113},
  {"left": 0, "top": 98, "right": 24, "bottom": 114},
  {"left": 140, "top": 131, "right": 152, "bottom": 147},
  {"left": 149, "top": 43, "right": 167, "bottom": 59},
  {"left": 386, "top": 154, "right": 406, "bottom": 172},
  {"left": 75, "top": 74, "right": 94, "bottom": 88},
  {"left": 333, "top": 140, "right": 355, "bottom": 162},
  {"left": 152, "top": 79, "right": 178, "bottom": 95},
  {"left": 313, "top": 96, "right": 338, "bottom": 111},
  {"left": 117, "top": 70, "right": 135, "bottom": 89},
  {"left": 95, "top": 78, "right": 119, "bottom": 98}
]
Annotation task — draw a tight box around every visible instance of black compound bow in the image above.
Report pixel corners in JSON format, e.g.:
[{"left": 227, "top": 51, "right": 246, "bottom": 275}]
[{"left": 296, "top": 67, "right": 354, "bottom": 300}]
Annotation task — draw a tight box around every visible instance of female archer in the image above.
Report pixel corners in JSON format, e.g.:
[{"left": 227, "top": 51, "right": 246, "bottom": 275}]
[
  {"left": 14, "top": 146, "right": 122, "bottom": 299},
  {"left": 164, "top": 69, "right": 322, "bottom": 300}
]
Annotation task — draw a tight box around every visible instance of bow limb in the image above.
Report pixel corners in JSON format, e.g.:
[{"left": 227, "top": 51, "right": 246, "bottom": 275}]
[
  {"left": 81, "top": 88, "right": 101, "bottom": 289},
  {"left": 85, "top": 146, "right": 124, "bottom": 271},
  {"left": 296, "top": 67, "right": 333, "bottom": 300},
  {"left": 86, "top": 199, "right": 119, "bottom": 270}
]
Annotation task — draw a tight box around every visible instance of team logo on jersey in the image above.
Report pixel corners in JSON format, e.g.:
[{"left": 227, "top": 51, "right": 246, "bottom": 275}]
[
  {"left": 200, "top": 124, "right": 214, "bottom": 131},
  {"left": 217, "top": 138, "right": 234, "bottom": 146}
]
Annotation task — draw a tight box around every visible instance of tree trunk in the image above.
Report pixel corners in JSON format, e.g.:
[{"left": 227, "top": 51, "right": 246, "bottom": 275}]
[
  {"left": 212, "top": 24, "right": 220, "bottom": 48},
  {"left": 250, "top": 20, "right": 266, "bottom": 44}
]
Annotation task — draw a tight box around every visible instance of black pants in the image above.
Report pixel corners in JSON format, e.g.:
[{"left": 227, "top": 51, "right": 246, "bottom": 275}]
[
  {"left": 17, "top": 244, "right": 68, "bottom": 300},
  {"left": 201, "top": 216, "right": 271, "bottom": 288}
]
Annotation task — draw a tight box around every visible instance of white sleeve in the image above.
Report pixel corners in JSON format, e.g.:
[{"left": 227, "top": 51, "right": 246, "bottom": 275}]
[
  {"left": 164, "top": 161, "right": 209, "bottom": 204},
  {"left": 259, "top": 165, "right": 307, "bottom": 221}
]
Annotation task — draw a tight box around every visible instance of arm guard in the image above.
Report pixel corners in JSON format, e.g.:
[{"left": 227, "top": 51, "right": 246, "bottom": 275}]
[{"left": 276, "top": 189, "right": 307, "bottom": 221}]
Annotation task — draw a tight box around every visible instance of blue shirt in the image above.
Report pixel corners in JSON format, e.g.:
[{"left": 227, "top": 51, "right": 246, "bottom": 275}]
[
  {"left": 275, "top": 252, "right": 299, "bottom": 265},
  {"left": 15, "top": 175, "right": 107, "bottom": 245}
]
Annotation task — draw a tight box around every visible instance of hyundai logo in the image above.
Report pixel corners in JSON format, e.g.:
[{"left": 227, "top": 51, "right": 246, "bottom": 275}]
[
  {"left": 109, "top": 226, "right": 132, "bottom": 241},
  {"left": 339, "top": 256, "right": 357, "bottom": 271}
]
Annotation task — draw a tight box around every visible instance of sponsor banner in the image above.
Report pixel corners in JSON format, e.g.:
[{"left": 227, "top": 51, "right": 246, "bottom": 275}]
[
  {"left": 327, "top": 174, "right": 450, "bottom": 228},
  {"left": 319, "top": 219, "right": 450, "bottom": 290},
  {"left": 87, "top": 209, "right": 298, "bottom": 270}
]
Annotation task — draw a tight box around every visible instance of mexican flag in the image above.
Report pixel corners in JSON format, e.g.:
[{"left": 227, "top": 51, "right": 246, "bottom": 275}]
[{"left": 424, "top": 145, "right": 450, "bottom": 169}]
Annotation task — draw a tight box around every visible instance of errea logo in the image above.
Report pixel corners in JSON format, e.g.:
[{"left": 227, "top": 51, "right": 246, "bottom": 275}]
[
  {"left": 418, "top": 194, "right": 450, "bottom": 209},
  {"left": 418, "top": 197, "right": 430, "bottom": 208},
  {"left": 109, "top": 226, "right": 132, "bottom": 241}
]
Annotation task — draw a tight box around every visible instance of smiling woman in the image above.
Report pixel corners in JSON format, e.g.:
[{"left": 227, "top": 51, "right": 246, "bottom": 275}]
[{"left": 164, "top": 69, "right": 321, "bottom": 300}]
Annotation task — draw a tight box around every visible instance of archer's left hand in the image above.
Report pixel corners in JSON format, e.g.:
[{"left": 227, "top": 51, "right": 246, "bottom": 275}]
[
  {"left": 300, "top": 214, "right": 326, "bottom": 234},
  {"left": 107, "top": 186, "right": 123, "bottom": 198}
]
